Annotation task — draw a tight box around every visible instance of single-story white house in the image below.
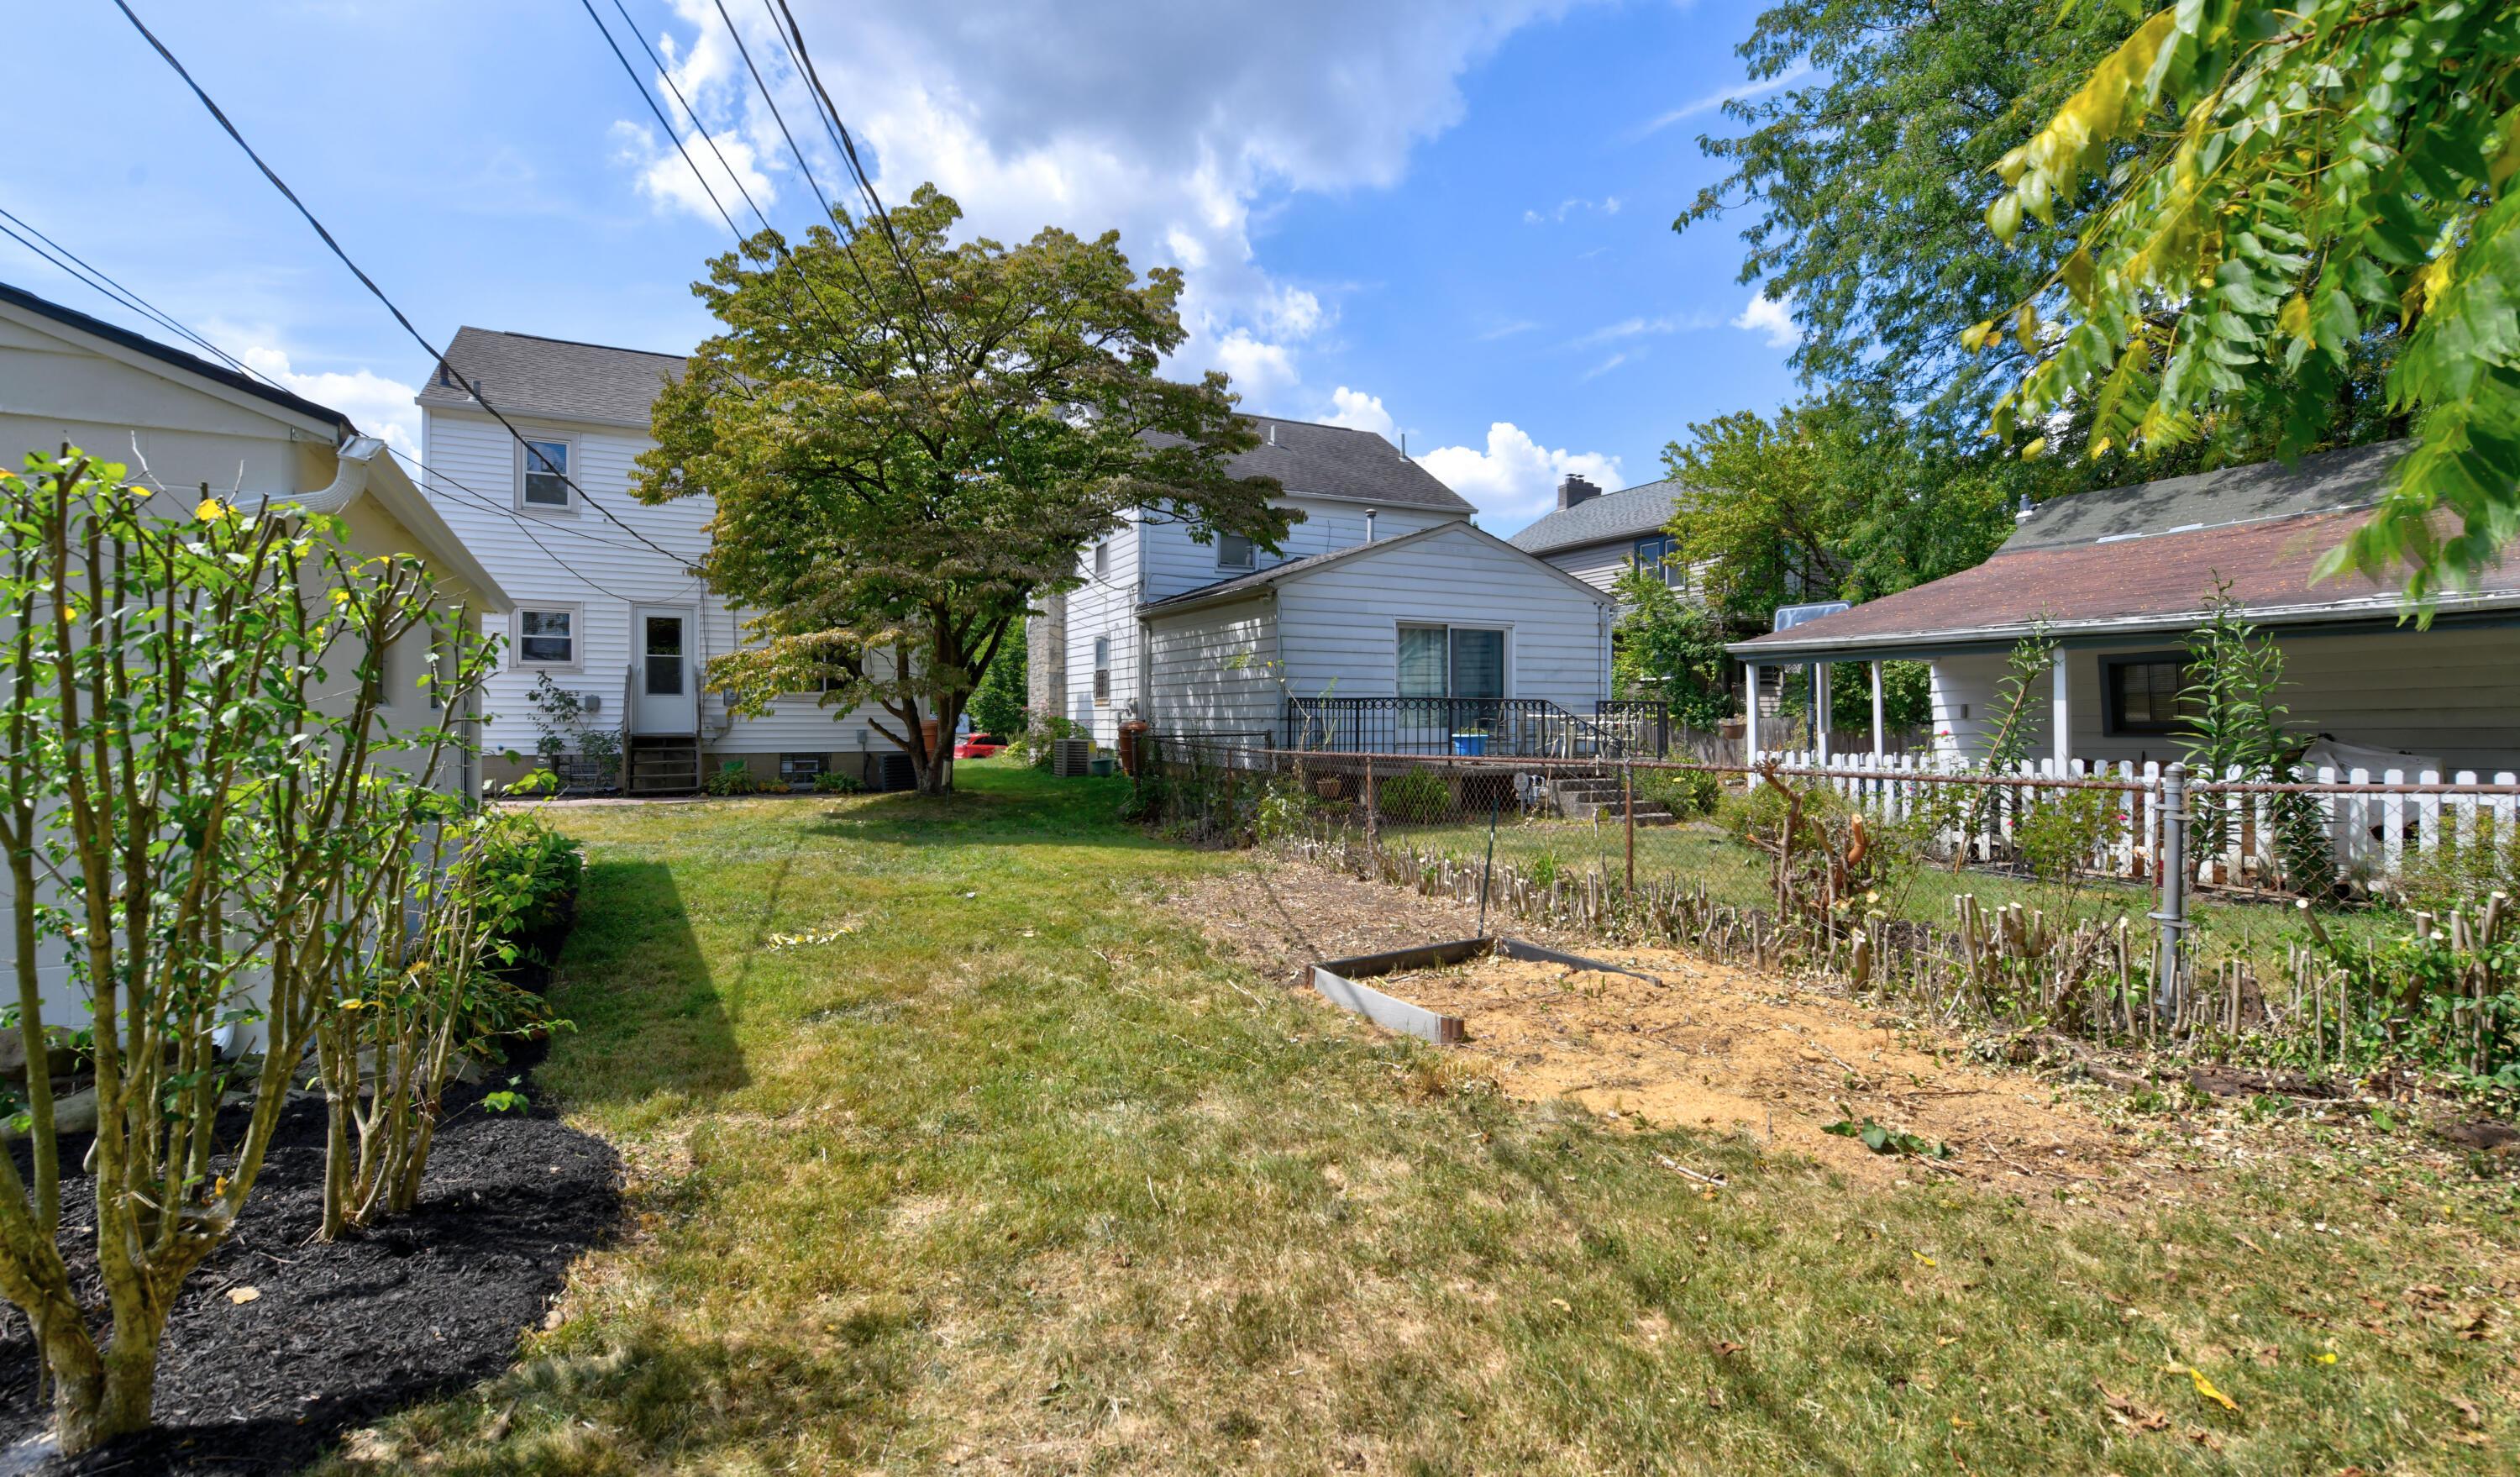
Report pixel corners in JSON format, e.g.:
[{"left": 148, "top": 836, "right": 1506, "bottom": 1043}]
[
  {"left": 1728, "top": 442, "right": 2520, "bottom": 776},
  {"left": 1033, "top": 415, "right": 1620, "bottom": 754},
  {"left": 0, "top": 278, "right": 515, "bottom": 1033}
]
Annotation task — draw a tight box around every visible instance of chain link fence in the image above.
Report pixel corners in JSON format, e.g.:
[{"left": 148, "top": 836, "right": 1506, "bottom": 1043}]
[{"left": 1137, "top": 735, "right": 2520, "bottom": 1084}]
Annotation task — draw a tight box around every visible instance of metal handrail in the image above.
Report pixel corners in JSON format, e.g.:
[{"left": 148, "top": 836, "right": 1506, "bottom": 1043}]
[{"left": 1279, "top": 696, "right": 1630, "bottom": 760}]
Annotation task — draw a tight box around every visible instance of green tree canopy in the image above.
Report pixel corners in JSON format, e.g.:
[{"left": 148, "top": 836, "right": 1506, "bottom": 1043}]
[
  {"left": 1981, "top": 0, "right": 2520, "bottom": 602},
  {"left": 637, "top": 187, "right": 1291, "bottom": 793}
]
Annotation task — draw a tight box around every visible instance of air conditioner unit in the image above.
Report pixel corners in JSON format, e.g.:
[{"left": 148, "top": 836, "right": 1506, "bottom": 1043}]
[{"left": 1052, "top": 738, "right": 1094, "bottom": 778}]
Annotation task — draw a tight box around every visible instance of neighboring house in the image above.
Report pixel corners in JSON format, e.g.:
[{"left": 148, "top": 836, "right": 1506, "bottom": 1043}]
[
  {"left": 1506, "top": 474, "right": 1694, "bottom": 597},
  {"left": 1042, "top": 414, "right": 1618, "bottom": 749},
  {"left": 0, "top": 279, "right": 514, "bottom": 1031},
  {"left": 1727, "top": 443, "right": 2520, "bottom": 774},
  {"left": 417, "top": 328, "right": 896, "bottom": 793}
]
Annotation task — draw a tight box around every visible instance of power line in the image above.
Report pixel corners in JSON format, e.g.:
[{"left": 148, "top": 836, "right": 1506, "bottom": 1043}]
[
  {"left": 768, "top": 0, "right": 940, "bottom": 327},
  {"left": 0, "top": 203, "right": 679, "bottom": 602},
  {"left": 577, "top": 0, "right": 751, "bottom": 243},
  {"left": 112, "top": 0, "right": 699, "bottom": 574},
  {"left": 608, "top": 0, "right": 773, "bottom": 235}
]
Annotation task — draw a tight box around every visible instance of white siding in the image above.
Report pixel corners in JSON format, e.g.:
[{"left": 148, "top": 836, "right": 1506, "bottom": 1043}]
[
  {"left": 1138, "top": 495, "right": 1460, "bottom": 601},
  {"left": 1143, "top": 599, "right": 1280, "bottom": 740},
  {"left": 418, "top": 407, "right": 891, "bottom": 762},
  {"left": 1062, "top": 518, "right": 1142, "bottom": 745},
  {"left": 1542, "top": 540, "right": 1634, "bottom": 595},
  {"left": 1275, "top": 524, "right": 1613, "bottom": 711}
]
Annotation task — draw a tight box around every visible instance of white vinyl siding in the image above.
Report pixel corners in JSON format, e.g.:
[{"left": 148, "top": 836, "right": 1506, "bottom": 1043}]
[
  {"left": 1143, "top": 600, "right": 1280, "bottom": 740},
  {"left": 1274, "top": 524, "right": 1610, "bottom": 712},
  {"left": 419, "top": 407, "right": 892, "bottom": 756}
]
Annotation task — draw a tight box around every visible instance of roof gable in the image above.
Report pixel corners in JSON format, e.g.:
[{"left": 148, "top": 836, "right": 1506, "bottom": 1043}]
[
  {"left": 1507, "top": 478, "right": 1692, "bottom": 555},
  {"left": 0, "top": 279, "right": 348, "bottom": 434},
  {"left": 1142, "top": 518, "right": 1614, "bottom": 616}
]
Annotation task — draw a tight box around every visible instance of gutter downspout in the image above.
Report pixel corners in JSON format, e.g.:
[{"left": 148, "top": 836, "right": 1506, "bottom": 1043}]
[{"left": 278, "top": 434, "right": 386, "bottom": 514}]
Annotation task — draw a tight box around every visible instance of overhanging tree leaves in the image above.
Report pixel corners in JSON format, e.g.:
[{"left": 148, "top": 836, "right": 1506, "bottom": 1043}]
[
  {"left": 637, "top": 187, "right": 1290, "bottom": 794},
  {"left": 1979, "top": 0, "right": 2520, "bottom": 602}
]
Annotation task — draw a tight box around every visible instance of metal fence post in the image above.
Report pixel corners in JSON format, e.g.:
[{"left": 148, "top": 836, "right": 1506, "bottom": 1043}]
[
  {"left": 1623, "top": 759, "right": 1635, "bottom": 893},
  {"left": 2151, "top": 762, "right": 2187, "bottom": 1020},
  {"left": 1363, "top": 753, "right": 1378, "bottom": 872}
]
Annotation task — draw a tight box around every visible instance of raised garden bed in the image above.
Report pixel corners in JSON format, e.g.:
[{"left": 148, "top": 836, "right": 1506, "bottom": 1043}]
[
  {"left": 0, "top": 1064, "right": 619, "bottom": 1476},
  {"left": 1307, "top": 935, "right": 1661, "bottom": 1043}
]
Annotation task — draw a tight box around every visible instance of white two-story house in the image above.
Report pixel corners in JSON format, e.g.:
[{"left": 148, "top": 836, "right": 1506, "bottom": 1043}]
[
  {"left": 1035, "top": 415, "right": 1617, "bottom": 754},
  {"left": 417, "top": 327, "right": 898, "bottom": 793}
]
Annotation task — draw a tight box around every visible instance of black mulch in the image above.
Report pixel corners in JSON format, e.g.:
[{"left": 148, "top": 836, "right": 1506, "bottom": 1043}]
[{"left": 0, "top": 1058, "right": 620, "bottom": 1476}]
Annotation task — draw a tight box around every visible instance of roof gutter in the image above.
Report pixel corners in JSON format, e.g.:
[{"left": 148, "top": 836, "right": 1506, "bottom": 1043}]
[{"left": 1725, "top": 590, "right": 2520, "bottom": 660}]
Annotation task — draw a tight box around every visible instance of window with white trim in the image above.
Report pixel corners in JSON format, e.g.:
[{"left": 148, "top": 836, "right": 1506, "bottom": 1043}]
[
  {"left": 1398, "top": 623, "right": 1505, "bottom": 700},
  {"left": 1093, "top": 635, "right": 1111, "bottom": 704},
  {"left": 1213, "top": 529, "right": 1255, "bottom": 570},
  {"left": 514, "top": 606, "right": 579, "bottom": 668},
  {"left": 1093, "top": 539, "right": 1110, "bottom": 579},
  {"left": 519, "top": 438, "right": 574, "bottom": 510},
  {"left": 1632, "top": 534, "right": 1683, "bottom": 588}
]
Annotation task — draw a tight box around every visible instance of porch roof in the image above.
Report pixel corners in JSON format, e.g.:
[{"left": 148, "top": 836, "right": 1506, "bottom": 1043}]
[{"left": 1728, "top": 444, "right": 2520, "bottom": 660}]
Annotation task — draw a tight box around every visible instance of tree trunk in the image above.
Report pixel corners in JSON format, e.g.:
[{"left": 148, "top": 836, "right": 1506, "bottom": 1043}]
[{"left": 55, "top": 1323, "right": 165, "bottom": 1455}]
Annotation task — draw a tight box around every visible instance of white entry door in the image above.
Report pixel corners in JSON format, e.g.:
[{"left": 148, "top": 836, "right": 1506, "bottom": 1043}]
[{"left": 633, "top": 606, "right": 698, "bottom": 735}]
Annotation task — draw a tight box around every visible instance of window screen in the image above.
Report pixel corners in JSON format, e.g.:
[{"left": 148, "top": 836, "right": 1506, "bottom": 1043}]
[
  {"left": 518, "top": 610, "right": 573, "bottom": 665},
  {"left": 1215, "top": 531, "right": 1255, "bottom": 569},
  {"left": 1397, "top": 626, "right": 1448, "bottom": 698},
  {"left": 2105, "top": 657, "right": 2193, "bottom": 734},
  {"left": 522, "top": 440, "right": 570, "bottom": 507}
]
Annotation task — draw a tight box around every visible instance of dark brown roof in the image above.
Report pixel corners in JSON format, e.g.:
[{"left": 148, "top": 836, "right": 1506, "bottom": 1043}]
[{"left": 1733, "top": 502, "right": 2520, "bottom": 657}]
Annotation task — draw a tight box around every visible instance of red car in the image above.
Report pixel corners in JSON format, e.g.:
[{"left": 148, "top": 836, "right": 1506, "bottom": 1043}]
[{"left": 953, "top": 732, "right": 1004, "bottom": 760}]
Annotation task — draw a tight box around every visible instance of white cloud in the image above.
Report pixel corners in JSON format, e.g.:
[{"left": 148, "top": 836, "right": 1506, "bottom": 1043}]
[
  {"left": 1577, "top": 351, "right": 1629, "bottom": 382},
  {"left": 1415, "top": 423, "right": 1620, "bottom": 531},
  {"left": 1476, "top": 318, "right": 1541, "bottom": 340},
  {"left": 1322, "top": 386, "right": 1395, "bottom": 437},
  {"left": 612, "top": 120, "right": 778, "bottom": 224},
  {"left": 1567, "top": 310, "right": 1715, "bottom": 348},
  {"left": 232, "top": 343, "right": 423, "bottom": 463},
  {"left": 1634, "top": 61, "right": 1813, "bottom": 138},
  {"left": 1731, "top": 291, "right": 1802, "bottom": 350},
  {"left": 1524, "top": 195, "right": 1620, "bottom": 225},
  {"left": 611, "top": 0, "right": 1586, "bottom": 415}
]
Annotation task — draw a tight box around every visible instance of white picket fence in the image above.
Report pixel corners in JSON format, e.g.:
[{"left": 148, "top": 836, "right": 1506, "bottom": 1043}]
[{"left": 1752, "top": 749, "right": 2520, "bottom": 891}]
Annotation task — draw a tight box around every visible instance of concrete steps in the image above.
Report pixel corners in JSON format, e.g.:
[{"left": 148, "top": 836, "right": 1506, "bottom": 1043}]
[{"left": 1547, "top": 773, "right": 1677, "bottom": 827}]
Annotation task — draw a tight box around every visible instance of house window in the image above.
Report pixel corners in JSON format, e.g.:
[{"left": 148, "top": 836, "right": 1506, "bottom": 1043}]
[
  {"left": 519, "top": 439, "right": 574, "bottom": 510},
  {"left": 1093, "top": 635, "right": 1111, "bottom": 703},
  {"left": 1398, "top": 624, "right": 1506, "bottom": 700},
  {"left": 1214, "top": 530, "right": 1255, "bottom": 570},
  {"left": 515, "top": 607, "right": 577, "bottom": 667},
  {"left": 2103, "top": 654, "right": 2197, "bottom": 736},
  {"left": 1633, "top": 534, "right": 1683, "bottom": 588},
  {"left": 1093, "top": 540, "right": 1110, "bottom": 579},
  {"left": 780, "top": 753, "right": 826, "bottom": 784}
]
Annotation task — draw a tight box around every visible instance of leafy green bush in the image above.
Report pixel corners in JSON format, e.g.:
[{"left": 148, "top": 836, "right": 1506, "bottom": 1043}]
[
  {"left": 705, "top": 760, "right": 774, "bottom": 796},
  {"left": 468, "top": 812, "right": 584, "bottom": 949},
  {"left": 2013, "top": 786, "right": 2121, "bottom": 889},
  {"left": 1376, "top": 769, "right": 1451, "bottom": 824},
  {"left": 1635, "top": 766, "right": 1720, "bottom": 819},
  {"left": 811, "top": 769, "right": 864, "bottom": 795},
  {"left": 500, "top": 767, "right": 561, "bottom": 798}
]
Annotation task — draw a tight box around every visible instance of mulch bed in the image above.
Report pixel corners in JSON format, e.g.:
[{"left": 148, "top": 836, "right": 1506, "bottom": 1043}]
[{"left": 0, "top": 1063, "right": 620, "bottom": 1476}]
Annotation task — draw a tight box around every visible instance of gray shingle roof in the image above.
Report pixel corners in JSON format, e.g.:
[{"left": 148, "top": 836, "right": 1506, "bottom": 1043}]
[
  {"left": 1507, "top": 478, "right": 1692, "bottom": 555},
  {"left": 1226, "top": 415, "right": 1473, "bottom": 512},
  {"left": 2002, "top": 439, "right": 2405, "bottom": 552},
  {"left": 418, "top": 330, "right": 1470, "bottom": 517},
  {"left": 416, "top": 327, "right": 685, "bottom": 427}
]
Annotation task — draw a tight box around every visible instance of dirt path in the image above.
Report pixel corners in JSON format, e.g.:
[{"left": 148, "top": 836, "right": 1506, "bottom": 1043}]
[{"left": 1168, "top": 857, "right": 2174, "bottom": 1200}]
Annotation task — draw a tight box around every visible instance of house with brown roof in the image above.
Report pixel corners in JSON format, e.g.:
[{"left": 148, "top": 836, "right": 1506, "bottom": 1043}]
[{"left": 1727, "top": 443, "right": 2520, "bottom": 775}]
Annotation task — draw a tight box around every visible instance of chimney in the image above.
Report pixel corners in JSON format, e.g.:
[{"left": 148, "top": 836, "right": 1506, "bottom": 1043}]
[
  {"left": 1557, "top": 474, "right": 1603, "bottom": 511},
  {"left": 1266, "top": 423, "right": 1278, "bottom": 447}
]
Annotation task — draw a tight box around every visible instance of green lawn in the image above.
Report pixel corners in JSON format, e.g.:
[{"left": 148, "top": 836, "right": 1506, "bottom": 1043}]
[{"left": 323, "top": 762, "right": 2516, "bottom": 1474}]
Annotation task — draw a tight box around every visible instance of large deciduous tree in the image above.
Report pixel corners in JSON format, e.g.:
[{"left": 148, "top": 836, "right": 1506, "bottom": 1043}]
[
  {"left": 638, "top": 187, "right": 1290, "bottom": 794},
  {"left": 1980, "top": 1, "right": 2520, "bottom": 602}
]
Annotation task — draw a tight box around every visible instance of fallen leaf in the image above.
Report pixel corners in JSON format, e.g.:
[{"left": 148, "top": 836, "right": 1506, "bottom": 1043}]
[
  {"left": 1914, "top": 1251, "right": 1938, "bottom": 1268},
  {"left": 2181, "top": 1365, "right": 2239, "bottom": 1413},
  {"left": 2316, "top": 1351, "right": 2339, "bottom": 1365},
  {"left": 1548, "top": 1297, "right": 1571, "bottom": 1313},
  {"left": 2097, "top": 1382, "right": 2168, "bottom": 1432},
  {"left": 1707, "top": 1387, "right": 1727, "bottom": 1410},
  {"left": 226, "top": 1286, "right": 260, "bottom": 1306},
  {"left": 2452, "top": 1396, "right": 2486, "bottom": 1429},
  {"left": 1712, "top": 1340, "right": 1746, "bottom": 1357}
]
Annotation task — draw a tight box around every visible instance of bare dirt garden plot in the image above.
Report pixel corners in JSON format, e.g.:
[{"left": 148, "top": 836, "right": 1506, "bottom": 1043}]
[{"left": 1168, "top": 853, "right": 2494, "bottom": 1210}]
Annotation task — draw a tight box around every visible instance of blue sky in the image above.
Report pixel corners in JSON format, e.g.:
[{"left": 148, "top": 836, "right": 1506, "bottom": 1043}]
[{"left": 4, "top": 0, "right": 1804, "bottom": 537}]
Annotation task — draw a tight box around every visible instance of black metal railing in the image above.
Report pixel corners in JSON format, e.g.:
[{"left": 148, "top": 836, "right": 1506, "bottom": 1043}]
[
  {"left": 1593, "top": 699, "right": 1669, "bottom": 756},
  {"left": 1279, "top": 696, "right": 1627, "bottom": 758}
]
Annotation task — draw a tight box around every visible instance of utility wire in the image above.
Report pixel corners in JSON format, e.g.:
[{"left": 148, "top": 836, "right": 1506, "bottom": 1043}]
[
  {"left": 576, "top": 0, "right": 749, "bottom": 243},
  {"left": 769, "top": 0, "right": 940, "bottom": 326},
  {"left": 0, "top": 201, "right": 680, "bottom": 601},
  {"left": 608, "top": 0, "right": 772, "bottom": 235},
  {"left": 112, "top": 0, "right": 699, "bottom": 573}
]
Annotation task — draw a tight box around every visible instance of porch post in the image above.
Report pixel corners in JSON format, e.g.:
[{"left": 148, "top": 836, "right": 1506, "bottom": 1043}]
[
  {"left": 1744, "top": 661, "right": 1761, "bottom": 779},
  {"left": 2050, "top": 651, "right": 2071, "bottom": 767},
  {"left": 1814, "top": 661, "right": 1830, "bottom": 764},
  {"left": 1869, "top": 660, "right": 1885, "bottom": 759}
]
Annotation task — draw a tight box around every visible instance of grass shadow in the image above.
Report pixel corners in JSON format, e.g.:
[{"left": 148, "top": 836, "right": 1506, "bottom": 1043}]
[{"left": 540, "top": 858, "right": 749, "bottom": 1108}]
